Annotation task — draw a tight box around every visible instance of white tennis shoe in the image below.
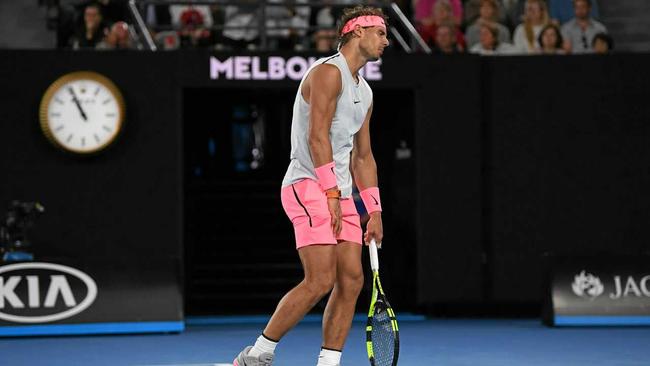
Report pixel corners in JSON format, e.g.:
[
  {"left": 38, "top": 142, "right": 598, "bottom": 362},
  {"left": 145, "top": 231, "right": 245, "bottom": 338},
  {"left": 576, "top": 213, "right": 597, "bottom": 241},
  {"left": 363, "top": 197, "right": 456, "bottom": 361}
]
[{"left": 233, "top": 346, "right": 274, "bottom": 366}]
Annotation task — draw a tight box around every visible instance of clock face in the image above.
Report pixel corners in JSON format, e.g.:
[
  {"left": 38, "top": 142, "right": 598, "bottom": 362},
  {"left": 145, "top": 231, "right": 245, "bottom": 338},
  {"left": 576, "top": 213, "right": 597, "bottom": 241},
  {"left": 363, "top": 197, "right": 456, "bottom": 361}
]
[{"left": 40, "top": 72, "right": 125, "bottom": 154}]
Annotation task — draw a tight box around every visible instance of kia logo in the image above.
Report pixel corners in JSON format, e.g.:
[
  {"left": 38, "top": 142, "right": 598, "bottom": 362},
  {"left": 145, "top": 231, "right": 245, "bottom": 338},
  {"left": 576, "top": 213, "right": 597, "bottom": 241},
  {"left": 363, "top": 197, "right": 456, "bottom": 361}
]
[{"left": 0, "top": 262, "right": 97, "bottom": 323}]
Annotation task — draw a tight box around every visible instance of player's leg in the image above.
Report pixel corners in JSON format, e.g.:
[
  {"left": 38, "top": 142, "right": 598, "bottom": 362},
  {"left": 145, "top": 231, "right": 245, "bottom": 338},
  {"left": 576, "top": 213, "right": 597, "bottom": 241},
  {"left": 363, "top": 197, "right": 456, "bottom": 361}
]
[
  {"left": 319, "top": 198, "right": 364, "bottom": 365},
  {"left": 321, "top": 242, "right": 363, "bottom": 349},
  {"left": 263, "top": 244, "right": 337, "bottom": 339},
  {"left": 234, "top": 245, "right": 337, "bottom": 366}
]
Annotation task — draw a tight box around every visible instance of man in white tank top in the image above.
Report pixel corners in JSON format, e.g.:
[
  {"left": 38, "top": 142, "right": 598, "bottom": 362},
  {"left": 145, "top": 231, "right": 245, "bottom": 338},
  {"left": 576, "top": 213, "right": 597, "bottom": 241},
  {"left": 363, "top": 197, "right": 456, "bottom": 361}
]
[{"left": 233, "top": 6, "right": 389, "bottom": 366}]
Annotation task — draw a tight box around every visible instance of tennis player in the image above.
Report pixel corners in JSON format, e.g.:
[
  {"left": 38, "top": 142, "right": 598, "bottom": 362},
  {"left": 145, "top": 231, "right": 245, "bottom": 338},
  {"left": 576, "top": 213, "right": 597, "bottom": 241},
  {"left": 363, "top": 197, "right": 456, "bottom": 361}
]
[{"left": 233, "top": 6, "right": 388, "bottom": 366}]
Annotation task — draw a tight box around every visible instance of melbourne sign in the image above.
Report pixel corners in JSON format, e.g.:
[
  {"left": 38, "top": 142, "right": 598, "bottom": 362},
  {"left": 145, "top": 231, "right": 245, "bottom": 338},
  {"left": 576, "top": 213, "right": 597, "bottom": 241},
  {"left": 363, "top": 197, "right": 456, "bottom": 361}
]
[
  {"left": 210, "top": 55, "right": 383, "bottom": 81},
  {"left": 0, "top": 262, "right": 97, "bottom": 323}
]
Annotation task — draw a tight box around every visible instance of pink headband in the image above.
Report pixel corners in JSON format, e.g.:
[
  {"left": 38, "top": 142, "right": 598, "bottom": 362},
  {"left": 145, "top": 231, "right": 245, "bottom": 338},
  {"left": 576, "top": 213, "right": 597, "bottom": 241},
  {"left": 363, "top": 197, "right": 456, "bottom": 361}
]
[{"left": 341, "top": 15, "right": 386, "bottom": 35}]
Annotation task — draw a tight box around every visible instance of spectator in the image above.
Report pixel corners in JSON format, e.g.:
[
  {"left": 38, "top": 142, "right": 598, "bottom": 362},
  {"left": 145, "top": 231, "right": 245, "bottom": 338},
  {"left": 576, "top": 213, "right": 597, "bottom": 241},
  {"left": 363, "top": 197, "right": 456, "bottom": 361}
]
[
  {"left": 502, "top": 0, "right": 527, "bottom": 29},
  {"left": 177, "top": 7, "right": 213, "bottom": 48},
  {"left": 222, "top": 1, "right": 260, "bottom": 50},
  {"left": 73, "top": 3, "right": 107, "bottom": 49},
  {"left": 476, "top": 0, "right": 527, "bottom": 30},
  {"left": 513, "top": 0, "right": 549, "bottom": 54},
  {"left": 265, "top": 0, "right": 311, "bottom": 50},
  {"left": 548, "top": 0, "right": 599, "bottom": 25},
  {"left": 96, "top": 21, "right": 133, "bottom": 50},
  {"left": 470, "top": 23, "right": 515, "bottom": 55},
  {"left": 310, "top": 3, "right": 342, "bottom": 52},
  {"left": 418, "top": 0, "right": 466, "bottom": 51},
  {"left": 464, "top": 0, "right": 507, "bottom": 26},
  {"left": 433, "top": 22, "right": 463, "bottom": 54},
  {"left": 537, "top": 23, "right": 564, "bottom": 54},
  {"left": 465, "top": 0, "right": 511, "bottom": 49},
  {"left": 313, "top": 31, "right": 337, "bottom": 52},
  {"left": 170, "top": 5, "right": 214, "bottom": 28},
  {"left": 155, "top": 31, "right": 181, "bottom": 50},
  {"left": 561, "top": 0, "right": 607, "bottom": 54},
  {"left": 414, "top": 0, "right": 463, "bottom": 27},
  {"left": 592, "top": 32, "right": 613, "bottom": 54}
]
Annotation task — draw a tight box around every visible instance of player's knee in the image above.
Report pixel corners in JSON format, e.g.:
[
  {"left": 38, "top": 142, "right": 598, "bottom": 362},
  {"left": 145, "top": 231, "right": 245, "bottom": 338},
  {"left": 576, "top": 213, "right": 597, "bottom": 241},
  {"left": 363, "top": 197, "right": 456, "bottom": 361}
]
[
  {"left": 341, "top": 270, "right": 364, "bottom": 296},
  {"left": 305, "top": 273, "right": 336, "bottom": 298}
]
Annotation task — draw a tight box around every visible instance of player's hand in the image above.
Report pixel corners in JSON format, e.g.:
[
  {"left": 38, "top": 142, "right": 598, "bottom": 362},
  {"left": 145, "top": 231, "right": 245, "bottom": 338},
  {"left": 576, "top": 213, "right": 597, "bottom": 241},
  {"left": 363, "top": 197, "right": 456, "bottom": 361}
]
[
  {"left": 327, "top": 197, "right": 342, "bottom": 236},
  {"left": 364, "top": 212, "right": 383, "bottom": 247}
]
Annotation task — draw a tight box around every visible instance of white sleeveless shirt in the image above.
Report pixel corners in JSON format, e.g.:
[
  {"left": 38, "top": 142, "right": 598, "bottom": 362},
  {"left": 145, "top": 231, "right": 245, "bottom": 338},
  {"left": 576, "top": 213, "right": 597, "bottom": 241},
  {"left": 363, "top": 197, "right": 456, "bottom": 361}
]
[{"left": 281, "top": 52, "right": 373, "bottom": 198}]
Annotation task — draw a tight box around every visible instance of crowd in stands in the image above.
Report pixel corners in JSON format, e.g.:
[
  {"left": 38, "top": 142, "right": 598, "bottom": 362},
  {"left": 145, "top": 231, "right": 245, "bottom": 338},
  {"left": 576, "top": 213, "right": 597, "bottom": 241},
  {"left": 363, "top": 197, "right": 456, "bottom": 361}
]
[
  {"left": 417, "top": 0, "right": 610, "bottom": 55},
  {"left": 57, "top": 0, "right": 612, "bottom": 55}
]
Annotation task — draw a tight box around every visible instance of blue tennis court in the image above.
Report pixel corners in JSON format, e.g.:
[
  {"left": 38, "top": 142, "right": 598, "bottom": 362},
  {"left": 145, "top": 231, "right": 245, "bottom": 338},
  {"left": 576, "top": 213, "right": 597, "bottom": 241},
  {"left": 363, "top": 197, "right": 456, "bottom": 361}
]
[
  {"left": 2, "top": 2, "right": 650, "bottom": 366},
  {"left": 2, "top": 316, "right": 649, "bottom": 366}
]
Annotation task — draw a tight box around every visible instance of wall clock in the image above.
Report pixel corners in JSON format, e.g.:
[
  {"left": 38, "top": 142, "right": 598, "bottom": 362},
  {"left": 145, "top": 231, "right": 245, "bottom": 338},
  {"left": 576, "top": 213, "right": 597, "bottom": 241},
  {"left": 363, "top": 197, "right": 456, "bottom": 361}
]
[{"left": 39, "top": 71, "right": 125, "bottom": 154}]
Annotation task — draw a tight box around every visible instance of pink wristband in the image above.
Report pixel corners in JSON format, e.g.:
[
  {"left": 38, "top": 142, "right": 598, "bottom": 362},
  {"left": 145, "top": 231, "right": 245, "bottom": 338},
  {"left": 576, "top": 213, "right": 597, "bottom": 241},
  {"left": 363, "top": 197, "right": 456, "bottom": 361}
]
[
  {"left": 360, "top": 187, "right": 382, "bottom": 213},
  {"left": 315, "top": 162, "right": 338, "bottom": 190}
]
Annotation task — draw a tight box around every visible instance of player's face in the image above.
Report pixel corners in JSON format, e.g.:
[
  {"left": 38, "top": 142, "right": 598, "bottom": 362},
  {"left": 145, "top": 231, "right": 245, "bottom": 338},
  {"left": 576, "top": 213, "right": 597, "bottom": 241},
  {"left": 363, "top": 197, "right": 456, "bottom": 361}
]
[{"left": 361, "top": 26, "right": 389, "bottom": 61}]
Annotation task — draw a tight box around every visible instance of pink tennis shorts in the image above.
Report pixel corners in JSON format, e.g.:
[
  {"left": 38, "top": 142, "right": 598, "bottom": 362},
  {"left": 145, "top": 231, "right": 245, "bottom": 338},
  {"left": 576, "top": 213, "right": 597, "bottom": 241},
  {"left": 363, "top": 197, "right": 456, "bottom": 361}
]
[{"left": 281, "top": 178, "right": 362, "bottom": 249}]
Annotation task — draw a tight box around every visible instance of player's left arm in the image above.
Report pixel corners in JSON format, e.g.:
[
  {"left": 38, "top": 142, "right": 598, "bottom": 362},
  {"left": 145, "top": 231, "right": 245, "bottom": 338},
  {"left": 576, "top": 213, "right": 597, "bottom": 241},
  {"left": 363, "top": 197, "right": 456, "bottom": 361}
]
[{"left": 351, "top": 103, "right": 383, "bottom": 245}]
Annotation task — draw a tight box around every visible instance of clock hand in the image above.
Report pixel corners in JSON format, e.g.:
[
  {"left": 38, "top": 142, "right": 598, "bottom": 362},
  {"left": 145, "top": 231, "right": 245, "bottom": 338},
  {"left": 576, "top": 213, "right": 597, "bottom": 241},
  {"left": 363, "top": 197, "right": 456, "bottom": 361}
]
[{"left": 67, "top": 87, "right": 88, "bottom": 121}]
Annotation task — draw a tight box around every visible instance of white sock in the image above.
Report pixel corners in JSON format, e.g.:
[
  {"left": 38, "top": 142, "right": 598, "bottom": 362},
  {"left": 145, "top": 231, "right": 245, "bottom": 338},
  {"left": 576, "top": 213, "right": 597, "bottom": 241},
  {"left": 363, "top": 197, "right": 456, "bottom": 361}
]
[
  {"left": 248, "top": 334, "right": 278, "bottom": 357},
  {"left": 317, "top": 348, "right": 342, "bottom": 366}
]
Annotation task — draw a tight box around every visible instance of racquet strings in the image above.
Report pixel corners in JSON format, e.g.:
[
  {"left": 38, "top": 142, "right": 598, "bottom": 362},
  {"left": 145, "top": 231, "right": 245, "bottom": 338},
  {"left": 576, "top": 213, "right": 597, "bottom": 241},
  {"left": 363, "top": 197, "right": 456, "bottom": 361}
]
[{"left": 370, "top": 300, "right": 396, "bottom": 366}]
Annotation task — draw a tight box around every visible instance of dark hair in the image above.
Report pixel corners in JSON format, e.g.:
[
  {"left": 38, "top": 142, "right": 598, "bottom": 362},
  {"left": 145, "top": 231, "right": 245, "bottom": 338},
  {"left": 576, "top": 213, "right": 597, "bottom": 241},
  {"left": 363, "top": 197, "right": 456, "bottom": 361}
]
[
  {"left": 337, "top": 6, "right": 388, "bottom": 47},
  {"left": 592, "top": 32, "right": 613, "bottom": 50},
  {"left": 573, "top": 0, "right": 592, "bottom": 7},
  {"left": 480, "top": 0, "right": 499, "bottom": 10},
  {"left": 85, "top": 2, "right": 101, "bottom": 11},
  {"left": 481, "top": 23, "right": 499, "bottom": 40},
  {"left": 537, "top": 24, "right": 563, "bottom": 49}
]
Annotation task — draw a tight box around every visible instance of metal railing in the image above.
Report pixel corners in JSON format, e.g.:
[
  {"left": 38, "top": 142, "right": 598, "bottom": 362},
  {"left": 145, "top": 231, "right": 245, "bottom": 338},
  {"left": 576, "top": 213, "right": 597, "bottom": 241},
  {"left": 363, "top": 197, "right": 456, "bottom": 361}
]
[{"left": 127, "top": 0, "right": 430, "bottom": 53}]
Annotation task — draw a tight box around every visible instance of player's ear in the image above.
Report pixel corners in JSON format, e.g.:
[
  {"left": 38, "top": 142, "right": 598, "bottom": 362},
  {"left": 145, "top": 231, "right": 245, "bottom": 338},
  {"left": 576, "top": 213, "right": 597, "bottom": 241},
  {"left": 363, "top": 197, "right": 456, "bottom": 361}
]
[{"left": 353, "top": 25, "right": 363, "bottom": 38}]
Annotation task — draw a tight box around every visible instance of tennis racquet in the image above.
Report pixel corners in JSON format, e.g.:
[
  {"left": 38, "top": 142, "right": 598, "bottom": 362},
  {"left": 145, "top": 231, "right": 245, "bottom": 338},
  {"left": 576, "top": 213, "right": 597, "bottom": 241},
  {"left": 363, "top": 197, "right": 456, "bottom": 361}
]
[{"left": 366, "top": 239, "right": 399, "bottom": 366}]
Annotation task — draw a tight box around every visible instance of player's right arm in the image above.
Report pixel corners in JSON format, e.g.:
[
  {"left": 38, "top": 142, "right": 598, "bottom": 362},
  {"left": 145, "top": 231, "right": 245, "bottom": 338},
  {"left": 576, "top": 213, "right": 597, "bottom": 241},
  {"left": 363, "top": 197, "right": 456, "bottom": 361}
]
[{"left": 304, "top": 64, "right": 343, "bottom": 235}]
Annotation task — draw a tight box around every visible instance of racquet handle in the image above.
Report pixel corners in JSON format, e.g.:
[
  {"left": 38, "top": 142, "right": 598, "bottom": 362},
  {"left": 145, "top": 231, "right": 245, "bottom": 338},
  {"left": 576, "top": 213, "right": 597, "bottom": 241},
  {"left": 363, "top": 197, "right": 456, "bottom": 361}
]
[{"left": 369, "top": 239, "right": 380, "bottom": 271}]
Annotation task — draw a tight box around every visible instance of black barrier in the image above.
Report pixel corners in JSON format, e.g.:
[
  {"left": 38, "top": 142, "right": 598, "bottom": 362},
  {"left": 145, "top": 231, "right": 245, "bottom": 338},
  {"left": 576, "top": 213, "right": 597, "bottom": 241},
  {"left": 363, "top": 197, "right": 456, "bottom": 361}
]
[
  {"left": 415, "top": 55, "right": 484, "bottom": 305},
  {"left": 484, "top": 55, "right": 650, "bottom": 308},
  {"left": 0, "top": 51, "right": 183, "bottom": 336},
  {"left": 544, "top": 257, "right": 650, "bottom": 326}
]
